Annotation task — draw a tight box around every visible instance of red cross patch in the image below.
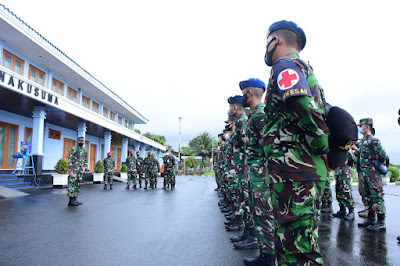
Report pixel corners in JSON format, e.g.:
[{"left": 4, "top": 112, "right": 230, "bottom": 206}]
[{"left": 277, "top": 69, "right": 299, "bottom": 90}]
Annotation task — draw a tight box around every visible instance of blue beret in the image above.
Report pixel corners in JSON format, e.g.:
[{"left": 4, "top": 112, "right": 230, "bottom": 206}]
[
  {"left": 228, "top": 95, "right": 243, "bottom": 104},
  {"left": 239, "top": 78, "right": 265, "bottom": 91},
  {"left": 268, "top": 20, "right": 306, "bottom": 50}
]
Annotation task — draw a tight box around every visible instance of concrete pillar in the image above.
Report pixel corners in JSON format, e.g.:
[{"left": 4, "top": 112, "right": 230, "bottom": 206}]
[
  {"left": 134, "top": 142, "right": 140, "bottom": 153},
  {"left": 140, "top": 144, "right": 146, "bottom": 158},
  {"left": 104, "top": 131, "right": 112, "bottom": 156},
  {"left": 32, "top": 106, "right": 46, "bottom": 174},
  {"left": 32, "top": 106, "right": 46, "bottom": 155},
  {"left": 77, "top": 122, "right": 86, "bottom": 139},
  {"left": 122, "top": 137, "right": 128, "bottom": 163}
]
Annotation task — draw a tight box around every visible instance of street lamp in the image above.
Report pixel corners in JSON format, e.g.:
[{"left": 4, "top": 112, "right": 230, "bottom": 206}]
[{"left": 178, "top": 117, "right": 182, "bottom": 162}]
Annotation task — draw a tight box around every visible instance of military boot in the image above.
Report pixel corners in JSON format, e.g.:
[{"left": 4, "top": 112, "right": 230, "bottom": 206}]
[
  {"left": 68, "top": 197, "right": 79, "bottom": 206},
  {"left": 358, "top": 208, "right": 369, "bottom": 218},
  {"left": 144, "top": 184, "right": 148, "bottom": 190},
  {"left": 218, "top": 198, "right": 228, "bottom": 207},
  {"left": 233, "top": 229, "right": 258, "bottom": 249},
  {"left": 367, "top": 213, "right": 386, "bottom": 231},
  {"left": 126, "top": 184, "right": 130, "bottom": 189},
  {"left": 75, "top": 197, "right": 83, "bottom": 205},
  {"left": 225, "top": 210, "right": 234, "bottom": 217},
  {"left": 358, "top": 211, "right": 376, "bottom": 227},
  {"left": 243, "top": 253, "right": 276, "bottom": 266},
  {"left": 155, "top": 183, "right": 157, "bottom": 188},
  {"left": 133, "top": 185, "right": 137, "bottom": 189},
  {"left": 162, "top": 185, "right": 166, "bottom": 189},
  {"left": 332, "top": 206, "right": 347, "bottom": 219},
  {"left": 110, "top": 184, "right": 112, "bottom": 189},
  {"left": 397, "top": 236, "right": 400, "bottom": 242},
  {"left": 221, "top": 205, "right": 233, "bottom": 213},
  {"left": 225, "top": 215, "right": 244, "bottom": 231},
  {"left": 171, "top": 185, "right": 175, "bottom": 190},
  {"left": 321, "top": 202, "right": 333, "bottom": 213},
  {"left": 226, "top": 212, "right": 236, "bottom": 220},
  {"left": 217, "top": 191, "right": 224, "bottom": 197},
  {"left": 104, "top": 184, "right": 107, "bottom": 189},
  {"left": 344, "top": 208, "right": 355, "bottom": 221},
  {"left": 230, "top": 227, "right": 250, "bottom": 242}
]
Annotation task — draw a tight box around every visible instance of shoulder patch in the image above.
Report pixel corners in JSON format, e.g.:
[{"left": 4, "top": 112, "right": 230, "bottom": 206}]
[{"left": 277, "top": 68, "right": 299, "bottom": 90}]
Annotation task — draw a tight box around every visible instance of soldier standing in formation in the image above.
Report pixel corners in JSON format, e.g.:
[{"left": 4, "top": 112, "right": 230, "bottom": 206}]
[
  {"left": 162, "top": 149, "right": 176, "bottom": 190},
  {"left": 354, "top": 118, "right": 388, "bottom": 231},
  {"left": 126, "top": 150, "right": 138, "bottom": 190},
  {"left": 136, "top": 151, "right": 144, "bottom": 188},
  {"left": 103, "top": 152, "right": 115, "bottom": 190},
  {"left": 262, "top": 20, "right": 329, "bottom": 265},
  {"left": 67, "top": 136, "right": 87, "bottom": 206}
]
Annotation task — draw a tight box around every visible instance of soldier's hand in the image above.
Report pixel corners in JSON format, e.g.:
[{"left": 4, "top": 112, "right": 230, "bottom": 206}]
[
  {"left": 69, "top": 171, "right": 74, "bottom": 177},
  {"left": 322, "top": 154, "right": 333, "bottom": 171}
]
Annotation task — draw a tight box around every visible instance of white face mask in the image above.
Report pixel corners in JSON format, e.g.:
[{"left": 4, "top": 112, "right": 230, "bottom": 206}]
[
  {"left": 225, "top": 133, "right": 230, "bottom": 140},
  {"left": 358, "top": 127, "right": 364, "bottom": 135}
]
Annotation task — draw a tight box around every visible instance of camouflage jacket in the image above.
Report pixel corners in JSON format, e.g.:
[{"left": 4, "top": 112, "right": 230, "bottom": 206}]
[
  {"left": 163, "top": 155, "right": 176, "bottom": 171},
  {"left": 356, "top": 133, "right": 387, "bottom": 173},
  {"left": 126, "top": 155, "right": 138, "bottom": 172},
  {"left": 136, "top": 157, "right": 144, "bottom": 173},
  {"left": 245, "top": 103, "right": 266, "bottom": 183},
  {"left": 68, "top": 145, "right": 88, "bottom": 172},
  {"left": 103, "top": 156, "right": 115, "bottom": 174},
  {"left": 144, "top": 157, "right": 159, "bottom": 174},
  {"left": 263, "top": 52, "right": 329, "bottom": 183},
  {"left": 231, "top": 112, "right": 248, "bottom": 169}
]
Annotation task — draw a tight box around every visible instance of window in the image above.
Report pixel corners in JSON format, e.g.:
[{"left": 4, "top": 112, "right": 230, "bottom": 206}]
[
  {"left": 29, "top": 65, "right": 46, "bottom": 86},
  {"left": 82, "top": 95, "right": 90, "bottom": 109},
  {"left": 110, "top": 111, "right": 115, "bottom": 121},
  {"left": 51, "top": 78, "right": 64, "bottom": 95},
  {"left": 24, "top": 127, "right": 33, "bottom": 143},
  {"left": 67, "top": 87, "right": 78, "bottom": 103},
  {"left": 2, "top": 50, "right": 24, "bottom": 75},
  {"left": 125, "top": 120, "right": 128, "bottom": 128},
  {"left": 128, "top": 122, "right": 133, "bottom": 130},
  {"left": 92, "top": 101, "right": 99, "bottom": 113},
  {"left": 118, "top": 116, "right": 122, "bottom": 125},
  {"left": 103, "top": 107, "right": 109, "bottom": 118},
  {"left": 48, "top": 129, "right": 61, "bottom": 140}
]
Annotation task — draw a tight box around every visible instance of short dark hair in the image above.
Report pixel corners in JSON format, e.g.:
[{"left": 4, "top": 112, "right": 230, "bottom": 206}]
[{"left": 272, "top": 29, "right": 301, "bottom": 51}]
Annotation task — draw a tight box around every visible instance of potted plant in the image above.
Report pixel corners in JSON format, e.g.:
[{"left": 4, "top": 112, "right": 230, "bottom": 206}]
[
  {"left": 120, "top": 163, "right": 128, "bottom": 180},
  {"left": 93, "top": 160, "right": 104, "bottom": 183},
  {"left": 53, "top": 158, "right": 69, "bottom": 187}
]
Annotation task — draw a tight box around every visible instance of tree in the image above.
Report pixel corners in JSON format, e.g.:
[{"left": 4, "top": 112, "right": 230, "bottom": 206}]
[
  {"left": 181, "top": 146, "right": 192, "bottom": 156},
  {"left": 134, "top": 129, "right": 141, "bottom": 134},
  {"left": 185, "top": 156, "right": 196, "bottom": 168},
  {"left": 143, "top": 132, "right": 167, "bottom": 146},
  {"left": 189, "top": 132, "right": 213, "bottom": 168}
]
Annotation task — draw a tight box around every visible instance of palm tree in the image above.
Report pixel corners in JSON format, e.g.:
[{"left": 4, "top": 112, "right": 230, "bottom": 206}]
[{"left": 189, "top": 132, "right": 213, "bottom": 169}]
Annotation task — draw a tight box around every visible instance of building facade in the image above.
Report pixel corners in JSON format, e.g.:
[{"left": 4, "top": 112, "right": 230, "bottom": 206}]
[{"left": 0, "top": 4, "right": 165, "bottom": 174}]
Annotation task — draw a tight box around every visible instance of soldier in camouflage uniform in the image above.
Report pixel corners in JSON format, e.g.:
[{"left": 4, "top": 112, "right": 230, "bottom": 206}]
[
  {"left": 67, "top": 136, "right": 88, "bottom": 206},
  {"left": 222, "top": 126, "right": 236, "bottom": 216},
  {"left": 103, "top": 152, "right": 115, "bottom": 189},
  {"left": 332, "top": 151, "right": 356, "bottom": 220},
  {"left": 263, "top": 21, "right": 329, "bottom": 265},
  {"left": 162, "top": 149, "right": 176, "bottom": 190},
  {"left": 144, "top": 153, "right": 159, "bottom": 189},
  {"left": 136, "top": 151, "right": 144, "bottom": 188},
  {"left": 225, "top": 95, "right": 249, "bottom": 233},
  {"left": 321, "top": 173, "right": 333, "bottom": 213},
  {"left": 126, "top": 150, "right": 138, "bottom": 189},
  {"left": 240, "top": 78, "right": 276, "bottom": 265},
  {"left": 354, "top": 118, "right": 388, "bottom": 231},
  {"left": 218, "top": 134, "right": 229, "bottom": 208}
]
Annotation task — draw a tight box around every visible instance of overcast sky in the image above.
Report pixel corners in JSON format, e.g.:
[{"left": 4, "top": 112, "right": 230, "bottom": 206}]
[{"left": 2, "top": 0, "right": 400, "bottom": 163}]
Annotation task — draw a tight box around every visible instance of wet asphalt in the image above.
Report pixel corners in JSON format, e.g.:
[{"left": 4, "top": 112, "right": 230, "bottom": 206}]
[{"left": 0, "top": 176, "right": 399, "bottom": 266}]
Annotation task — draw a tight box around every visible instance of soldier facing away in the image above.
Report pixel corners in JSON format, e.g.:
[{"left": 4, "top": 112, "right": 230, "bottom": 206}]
[
  {"left": 103, "top": 152, "right": 115, "bottom": 189},
  {"left": 126, "top": 150, "right": 138, "bottom": 189},
  {"left": 162, "top": 149, "right": 176, "bottom": 190},
  {"left": 67, "top": 136, "right": 88, "bottom": 206},
  {"left": 144, "top": 153, "right": 159, "bottom": 189}
]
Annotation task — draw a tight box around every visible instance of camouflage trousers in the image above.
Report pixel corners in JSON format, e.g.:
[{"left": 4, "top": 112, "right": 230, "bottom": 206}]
[
  {"left": 360, "top": 171, "right": 386, "bottom": 215},
  {"left": 137, "top": 171, "right": 143, "bottom": 186},
  {"left": 271, "top": 181, "right": 325, "bottom": 266},
  {"left": 358, "top": 172, "right": 368, "bottom": 209},
  {"left": 237, "top": 181, "right": 254, "bottom": 230},
  {"left": 164, "top": 170, "right": 175, "bottom": 187},
  {"left": 321, "top": 177, "right": 332, "bottom": 205},
  {"left": 147, "top": 173, "right": 157, "bottom": 187},
  {"left": 104, "top": 171, "right": 113, "bottom": 185},
  {"left": 68, "top": 172, "right": 83, "bottom": 197},
  {"left": 226, "top": 169, "right": 237, "bottom": 203},
  {"left": 127, "top": 171, "right": 137, "bottom": 186},
  {"left": 334, "top": 170, "right": 354, "bottom": 210},
  {"left": 249, "top": 182, "right": 275, "bottom": 255}
]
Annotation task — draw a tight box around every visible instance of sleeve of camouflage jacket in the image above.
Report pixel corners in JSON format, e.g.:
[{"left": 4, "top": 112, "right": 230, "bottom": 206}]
[
  {"left": 274, "top": 59, "right": 328, "bottom": 156},
  {"left": 68, "top": 146, "right": 76, "bottom": 172},
  {"left": 371, "top": 138, "right": 387, "bottom": 163},
  {"left": 83, "top": 148, "right": 88, "bottom": 169}
]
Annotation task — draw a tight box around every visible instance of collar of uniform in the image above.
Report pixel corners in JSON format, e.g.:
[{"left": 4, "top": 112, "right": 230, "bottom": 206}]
[
  {"left": 249, "top": 102, "right": 264, "bottom": 116},
  {"left": 235, "top": 112, "right": 245, "bottom": 122}
]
